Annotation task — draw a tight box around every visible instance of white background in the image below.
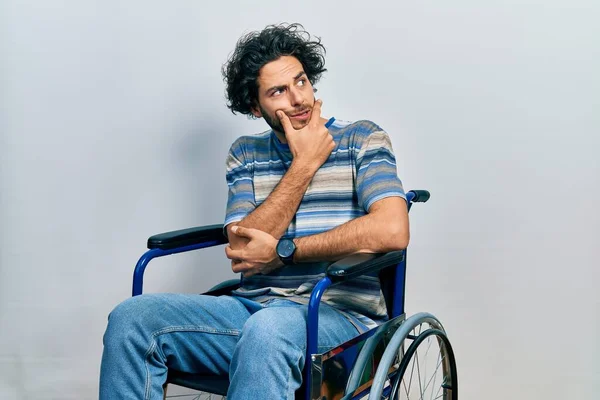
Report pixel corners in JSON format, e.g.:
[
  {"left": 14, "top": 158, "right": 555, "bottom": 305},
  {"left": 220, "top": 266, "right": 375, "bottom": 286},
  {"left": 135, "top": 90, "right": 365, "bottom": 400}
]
[{"left": 1, "top": 1, "right": 598, "bottom": 398}]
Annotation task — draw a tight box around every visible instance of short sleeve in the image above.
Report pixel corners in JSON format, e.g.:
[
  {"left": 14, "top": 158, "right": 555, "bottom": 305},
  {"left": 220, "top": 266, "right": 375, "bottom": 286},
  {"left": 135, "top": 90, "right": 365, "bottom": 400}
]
[
  {"left": 224, "top": 139, "right": 256, "bottom": 227},
  {"left": 355, "top": 124, "right": 406, "bottom": 211}
]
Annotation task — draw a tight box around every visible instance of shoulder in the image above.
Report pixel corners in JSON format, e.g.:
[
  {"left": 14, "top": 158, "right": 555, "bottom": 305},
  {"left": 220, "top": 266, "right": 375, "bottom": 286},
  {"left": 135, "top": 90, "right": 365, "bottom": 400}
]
[
  {"left": 230, "top": 129, "right": 271, "bottom": 149},
  {"left": 331, "top": 119, "right": 389, "bottom": 146},
  {"left": 332, "top": 118, "right": 385, "bottom": 134},
  {"left": 228, "top": 129, "right": 272, "bottom": 158}
]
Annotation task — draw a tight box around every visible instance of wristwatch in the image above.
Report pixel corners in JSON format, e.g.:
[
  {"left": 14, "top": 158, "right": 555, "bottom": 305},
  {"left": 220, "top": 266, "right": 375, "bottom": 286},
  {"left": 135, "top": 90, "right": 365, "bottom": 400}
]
[{"left": 276, "top": 238, "right": 296, "bottom": 265}]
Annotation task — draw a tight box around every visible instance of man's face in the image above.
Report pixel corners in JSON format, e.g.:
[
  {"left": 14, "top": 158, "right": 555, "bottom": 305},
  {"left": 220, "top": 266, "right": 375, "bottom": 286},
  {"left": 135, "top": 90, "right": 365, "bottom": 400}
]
[{"left": 252, "top": 56, "right": 316, "bottom": 135}]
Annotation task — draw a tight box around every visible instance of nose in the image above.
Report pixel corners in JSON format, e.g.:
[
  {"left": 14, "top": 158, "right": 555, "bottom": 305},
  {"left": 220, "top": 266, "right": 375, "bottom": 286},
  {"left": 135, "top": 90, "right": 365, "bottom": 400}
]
[{"left": 288, "top": 86, "right": 303, "bottom": 107}]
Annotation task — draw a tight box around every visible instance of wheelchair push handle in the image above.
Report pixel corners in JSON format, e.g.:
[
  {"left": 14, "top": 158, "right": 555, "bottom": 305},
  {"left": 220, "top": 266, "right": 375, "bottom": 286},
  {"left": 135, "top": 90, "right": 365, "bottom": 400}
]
[{"left": 407, "top": 190, "right": 430, "bottom": 203}]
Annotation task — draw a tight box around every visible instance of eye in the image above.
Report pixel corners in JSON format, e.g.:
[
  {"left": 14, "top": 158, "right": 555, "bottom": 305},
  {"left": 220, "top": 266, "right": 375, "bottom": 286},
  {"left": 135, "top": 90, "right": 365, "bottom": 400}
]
[
  {"left": 271, "top": 89, "right": 284, "bottom": 97},
  {"left": 297, "top": 79, "right": 306, "bottom": 86}
]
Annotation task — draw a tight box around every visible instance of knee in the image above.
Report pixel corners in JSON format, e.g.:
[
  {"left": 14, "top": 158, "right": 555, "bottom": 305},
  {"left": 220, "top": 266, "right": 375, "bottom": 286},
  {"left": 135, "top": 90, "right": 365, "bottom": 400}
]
[{"left": 103, "top": 295, "right": 156, "bottom": 345}]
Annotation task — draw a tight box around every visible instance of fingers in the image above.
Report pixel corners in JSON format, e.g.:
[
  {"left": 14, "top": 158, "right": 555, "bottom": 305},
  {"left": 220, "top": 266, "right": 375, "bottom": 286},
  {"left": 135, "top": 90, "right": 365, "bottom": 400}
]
[
  {"left": 231, "top": 259, "right": 246, "bottom": 272},
  {"left": 310, "top": 99, "right": 323, "bottom": 123},
  {"left": 225, "top": 245, "right": 257, "bottom": 277},
  {"left": 277, "top": 110, "right": 294, "bottom": 133},
  {"left": 225, "top": 245, "right": 242, "bottom": 260},
  {"left": 230, "top": 260, "right": 256, "bottom": 277}
]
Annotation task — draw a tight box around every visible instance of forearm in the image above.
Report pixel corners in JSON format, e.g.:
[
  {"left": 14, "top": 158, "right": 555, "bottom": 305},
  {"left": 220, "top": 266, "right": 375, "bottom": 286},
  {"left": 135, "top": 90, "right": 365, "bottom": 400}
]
[
  {"left": 232, "top": 161, "right": 315, "bottom": 243},
  {"left": 293, "top": 204, "right": 409, "bottom": 262},
  {"left": 228, "top": 101, "right": 334, "bottom": 250}
]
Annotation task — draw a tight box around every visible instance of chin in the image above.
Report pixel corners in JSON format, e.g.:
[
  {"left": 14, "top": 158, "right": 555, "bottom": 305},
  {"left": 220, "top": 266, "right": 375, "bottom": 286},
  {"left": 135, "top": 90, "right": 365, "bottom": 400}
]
[{"left": 294, "top": 120, "right": 310, "bottom": 130}]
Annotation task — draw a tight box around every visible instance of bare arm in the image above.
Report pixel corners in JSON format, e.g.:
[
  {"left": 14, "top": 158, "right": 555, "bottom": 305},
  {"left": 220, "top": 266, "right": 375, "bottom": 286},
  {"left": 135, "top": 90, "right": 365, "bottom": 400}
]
[
  {"left": 228, "top": 161, "right": 313, "bottom": 243},
  {"left": 225, "top": 196, "right": 409, "bottom": 276},
  {"left": 293, "top": 196, "right": 409, "bottom": 262},
  {"left": 227, "top": 100, "right": 334, "bottom": 249}
]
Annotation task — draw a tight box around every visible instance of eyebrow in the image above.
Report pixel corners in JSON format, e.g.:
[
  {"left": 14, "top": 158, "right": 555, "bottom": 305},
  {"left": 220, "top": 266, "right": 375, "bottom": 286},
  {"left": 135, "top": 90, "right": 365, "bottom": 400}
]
[{"left": 265, "top": 71, "right": 307, "bottom": 95}]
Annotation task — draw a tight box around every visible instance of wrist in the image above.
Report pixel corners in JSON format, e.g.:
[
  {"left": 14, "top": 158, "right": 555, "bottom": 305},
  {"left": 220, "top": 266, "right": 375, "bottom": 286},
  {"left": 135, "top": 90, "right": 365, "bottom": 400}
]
[
  {"left": 276, "top": 238, "right": 297, "bottom": 265},
  {"left": 290, "top": 158, "right": 319, "bottom": 176},
  {"left": 291, "top": 238, "right": 300, "bottom": 263}
]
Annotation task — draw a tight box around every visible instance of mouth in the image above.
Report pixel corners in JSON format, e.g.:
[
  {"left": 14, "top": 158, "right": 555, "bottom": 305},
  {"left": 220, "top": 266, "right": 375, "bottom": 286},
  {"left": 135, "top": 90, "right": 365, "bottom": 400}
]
[{"left": 289, "top": 109, "right": 311, "bottom": 120}]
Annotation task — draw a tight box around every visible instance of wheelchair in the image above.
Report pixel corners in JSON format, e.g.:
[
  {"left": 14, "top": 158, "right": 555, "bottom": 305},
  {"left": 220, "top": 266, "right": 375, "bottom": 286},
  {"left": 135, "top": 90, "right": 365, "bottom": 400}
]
[{"left": 132, "top": 190, "right": 458, "bottom": 399}]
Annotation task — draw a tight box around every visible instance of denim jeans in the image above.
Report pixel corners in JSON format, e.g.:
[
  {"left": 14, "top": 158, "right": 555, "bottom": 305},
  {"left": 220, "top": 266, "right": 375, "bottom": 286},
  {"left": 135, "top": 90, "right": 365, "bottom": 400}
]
[{"left": 99, "top": 293, "right": 363, "bottom": 399}]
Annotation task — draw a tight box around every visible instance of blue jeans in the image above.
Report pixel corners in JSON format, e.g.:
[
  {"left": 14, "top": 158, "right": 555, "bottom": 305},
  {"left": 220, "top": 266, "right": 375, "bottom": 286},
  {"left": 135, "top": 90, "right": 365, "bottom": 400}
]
[{"left": 99, "top": 293, "right": 363, "bottom": 399}]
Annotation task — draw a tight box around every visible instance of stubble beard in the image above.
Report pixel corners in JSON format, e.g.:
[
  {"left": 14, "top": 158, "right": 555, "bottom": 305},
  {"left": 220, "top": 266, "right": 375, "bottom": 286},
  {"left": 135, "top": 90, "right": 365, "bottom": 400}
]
[{"left": 259, "top": 104, "right": 311, "bottom": 136}]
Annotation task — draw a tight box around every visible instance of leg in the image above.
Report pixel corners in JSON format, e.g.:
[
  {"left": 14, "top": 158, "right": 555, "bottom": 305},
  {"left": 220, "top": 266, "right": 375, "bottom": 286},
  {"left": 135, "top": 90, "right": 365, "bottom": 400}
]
[
  {"left": 99, "top": 293, "right": 253, "bottom": 400},
  {"left": 227, "top": 299, "right": 362, "bottom": 400}
]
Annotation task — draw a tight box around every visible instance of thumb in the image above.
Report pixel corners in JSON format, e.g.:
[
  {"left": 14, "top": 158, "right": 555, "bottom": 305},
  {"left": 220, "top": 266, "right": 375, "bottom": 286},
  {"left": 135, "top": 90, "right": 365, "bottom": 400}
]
[
  {"left": 277, "top": 110, "right": 294, "bottom": 134},
  {"left": 231, "top": 225, "right": 255, "bottom": 239}
]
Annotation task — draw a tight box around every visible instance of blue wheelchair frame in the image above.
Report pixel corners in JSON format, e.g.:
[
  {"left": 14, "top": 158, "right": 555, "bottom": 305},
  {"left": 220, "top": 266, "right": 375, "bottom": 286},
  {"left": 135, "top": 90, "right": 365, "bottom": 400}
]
[{"left": 132, "top": 190, "right": 430, "bottom": 399}]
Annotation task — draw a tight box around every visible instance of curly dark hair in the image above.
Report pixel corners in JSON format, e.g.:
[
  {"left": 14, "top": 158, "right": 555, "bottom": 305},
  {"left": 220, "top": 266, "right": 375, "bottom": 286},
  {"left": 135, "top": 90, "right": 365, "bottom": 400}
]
[{"left": 222, "top": 23, "right": 327, "bottom": 117}]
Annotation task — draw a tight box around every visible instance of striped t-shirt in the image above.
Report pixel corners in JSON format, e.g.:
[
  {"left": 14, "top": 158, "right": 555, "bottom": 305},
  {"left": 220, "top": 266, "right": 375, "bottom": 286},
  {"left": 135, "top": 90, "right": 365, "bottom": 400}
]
[{"left": 224, "top": 117, "right": 406, "bottom": 327}]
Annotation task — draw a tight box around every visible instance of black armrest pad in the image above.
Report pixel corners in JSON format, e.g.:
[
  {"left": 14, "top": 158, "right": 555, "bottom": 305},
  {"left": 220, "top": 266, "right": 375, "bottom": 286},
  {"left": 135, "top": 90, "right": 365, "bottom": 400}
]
[
  {"left": 326, "top": 250, "right": 405, "bottom": 282},
  {"left": 147, "top": 224, "right": 228, "bottom": 250}
]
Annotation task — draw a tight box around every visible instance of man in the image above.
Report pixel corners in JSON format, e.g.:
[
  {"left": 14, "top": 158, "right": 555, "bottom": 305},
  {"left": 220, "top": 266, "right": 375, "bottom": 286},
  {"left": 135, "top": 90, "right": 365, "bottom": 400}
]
[{"left": 100, "top": 23, "right": 409, "bottom": 399}]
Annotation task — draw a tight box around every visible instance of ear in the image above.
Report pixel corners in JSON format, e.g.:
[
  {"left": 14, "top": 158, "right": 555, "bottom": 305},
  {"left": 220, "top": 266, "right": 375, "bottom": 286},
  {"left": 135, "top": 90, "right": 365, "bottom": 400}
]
[
  {"left": 250, "top": 102, "right": 262, "bottom": 118},
  {"left": 251, "top": 107, "right": 262, "bottom": 118}
]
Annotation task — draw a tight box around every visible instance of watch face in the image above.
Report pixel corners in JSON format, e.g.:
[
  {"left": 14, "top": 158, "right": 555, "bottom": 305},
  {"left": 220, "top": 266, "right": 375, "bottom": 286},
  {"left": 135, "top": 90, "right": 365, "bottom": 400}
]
[{"left": 277, "top": 239, "right": 295, "bottom": 258}]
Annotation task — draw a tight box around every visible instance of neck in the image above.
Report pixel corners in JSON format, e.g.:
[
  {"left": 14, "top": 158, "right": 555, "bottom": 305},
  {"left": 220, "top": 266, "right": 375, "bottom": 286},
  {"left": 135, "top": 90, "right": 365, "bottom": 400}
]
[{"left": 273, "top": 129, "right": 287, "bottom": 144}]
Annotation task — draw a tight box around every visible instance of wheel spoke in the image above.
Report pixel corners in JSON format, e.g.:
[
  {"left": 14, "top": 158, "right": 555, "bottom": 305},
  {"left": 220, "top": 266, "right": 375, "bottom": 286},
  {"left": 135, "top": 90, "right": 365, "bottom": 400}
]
[
  {"left": 422, "top": 336, "right": 433, "bottom": 394},
  {"left": 406, "top": 339, "right": 418, "bottom": 395},
  {"left": 428, "top": 353, "right": 444, "bottom": 400},
  {"left": 415, "top": 344, "right": 423, "bottom": 399},
  {"left": 433, "top": 379, "right": 443, "bottom": 400},
  {"left": 403, "top": 377, "right": 410, "bottom": 399},
  {"left": 422, "top": 352, "right": 444, "bottom": 396},
  {"left": 394, "top": 324, "right": 455, "bottom": 400}
]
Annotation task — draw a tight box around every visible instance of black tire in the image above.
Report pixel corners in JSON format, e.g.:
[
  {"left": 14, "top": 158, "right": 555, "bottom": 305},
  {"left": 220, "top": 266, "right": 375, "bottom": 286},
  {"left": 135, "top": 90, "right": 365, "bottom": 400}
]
[{"left": 389, "top": 328, "right": 457, "bottom": 400}]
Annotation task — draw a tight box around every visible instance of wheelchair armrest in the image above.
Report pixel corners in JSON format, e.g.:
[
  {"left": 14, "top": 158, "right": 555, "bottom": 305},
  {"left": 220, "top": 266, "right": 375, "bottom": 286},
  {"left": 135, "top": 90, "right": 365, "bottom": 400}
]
[
  {"left": 326, "top": 250, "right": 406, "bottom": 282},
  {"left": 147, "top": 224, "right": 228, "bottom": 250}
]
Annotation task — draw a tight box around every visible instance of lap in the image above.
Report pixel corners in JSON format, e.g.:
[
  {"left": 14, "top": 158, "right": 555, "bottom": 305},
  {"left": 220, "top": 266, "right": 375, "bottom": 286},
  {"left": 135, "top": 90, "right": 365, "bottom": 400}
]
[
  {"left": 106, "top": 294, "right": 361, "bottom": 372},
  {"left": 244, "top": 299, "right": 361, "bottom": 353},
  {"left": 108, "top": 293, "right": 253, "bottom": 334},
  {"left": 111, "top": 294, "right": 358, "bottom": 334}
]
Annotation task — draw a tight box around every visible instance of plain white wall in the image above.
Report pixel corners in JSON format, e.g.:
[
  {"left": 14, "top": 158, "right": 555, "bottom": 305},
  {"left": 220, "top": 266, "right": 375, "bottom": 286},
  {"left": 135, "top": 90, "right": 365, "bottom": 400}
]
[{"left": 1, "top": 0, "right": 598, "bottom": 398}]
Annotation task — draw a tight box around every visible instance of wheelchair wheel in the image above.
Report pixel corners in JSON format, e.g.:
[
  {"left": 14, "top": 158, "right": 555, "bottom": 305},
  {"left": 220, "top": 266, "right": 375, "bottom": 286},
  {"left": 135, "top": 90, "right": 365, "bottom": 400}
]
[
  {"left": 389, "top": 327, "right": 457, "bottom": 399},
  {"left": 369, "top": 313, "right": 457, "bottom": 400}
]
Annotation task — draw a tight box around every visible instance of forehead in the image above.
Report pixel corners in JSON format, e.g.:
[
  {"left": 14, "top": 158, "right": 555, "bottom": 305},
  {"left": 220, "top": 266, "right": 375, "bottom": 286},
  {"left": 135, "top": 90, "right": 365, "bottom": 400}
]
[{"left": 257, "top": 56, "right": 305, "bottom": 87}]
